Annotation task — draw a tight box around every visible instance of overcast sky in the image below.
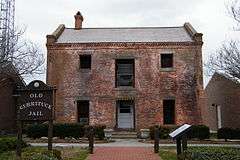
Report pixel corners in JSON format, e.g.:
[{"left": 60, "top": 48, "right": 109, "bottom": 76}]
[{"left": 15, "top": 0, "right": 239, "bottom": 85}]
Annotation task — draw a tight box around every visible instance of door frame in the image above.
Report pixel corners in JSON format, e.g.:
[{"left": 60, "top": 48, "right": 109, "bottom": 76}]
[{"left": 115, "top": 100, "right": 135, "bottom": 130}]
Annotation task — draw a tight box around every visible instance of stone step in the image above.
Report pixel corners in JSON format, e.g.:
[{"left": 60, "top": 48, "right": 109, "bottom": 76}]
[
  {"left": 112, "top": 131, "right": 137, "bottom": 135},
  {"left": 111, "top": 131, "right": 138, "bottom": 139}
]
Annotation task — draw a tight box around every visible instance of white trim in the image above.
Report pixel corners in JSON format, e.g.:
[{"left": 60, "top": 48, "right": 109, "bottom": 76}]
[{"left": 217, "top": 105, "right": 222, "bottom": 129}]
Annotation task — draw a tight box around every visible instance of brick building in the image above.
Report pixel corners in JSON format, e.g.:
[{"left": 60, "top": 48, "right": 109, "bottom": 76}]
[
  {"left": 0, "top": 62, "right": 25, "bottom": 133},
  {"left": 46, "top": 12, "right": 204, "bottom": 130},
  {"left": 203, "top": 73, "right": 240, "bottom": 131}
]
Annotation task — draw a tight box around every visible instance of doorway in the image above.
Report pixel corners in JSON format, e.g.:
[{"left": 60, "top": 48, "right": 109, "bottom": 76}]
[
  {"left": 117, "top": 100, "right": 134, "bottom": 129},
  {"left": 77, "top": 100, "right": 89, "bottom": 125}
]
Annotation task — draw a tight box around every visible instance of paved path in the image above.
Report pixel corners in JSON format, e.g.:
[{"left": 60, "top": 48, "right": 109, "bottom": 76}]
[
  {"left": 88, "top": 147, "right": 160, "bottom": 160},
  {"left": 30, "top": 139, "right": 240, "bottom": 148}
]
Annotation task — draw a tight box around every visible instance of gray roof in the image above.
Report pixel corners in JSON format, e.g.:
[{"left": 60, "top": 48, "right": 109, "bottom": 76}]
[{"left": 56, "top": 27, "right": 193, "bottom": 43}]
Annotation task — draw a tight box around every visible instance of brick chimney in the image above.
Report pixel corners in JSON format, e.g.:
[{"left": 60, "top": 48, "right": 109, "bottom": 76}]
[{"left": 74, "top": 11, "right": 84, "bottom": 30}]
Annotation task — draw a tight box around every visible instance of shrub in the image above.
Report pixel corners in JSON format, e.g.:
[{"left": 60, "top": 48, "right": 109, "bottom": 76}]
[
  {"left": 26, "top": 124, "right": 48, "bottom": 139},
  {"left": 0, "top": 137, "right": 27, "bottom": 153},
  {"left": 149, "top": 125, "right": 210, "bottom": 140},
  {"left": 54, "top": 123, "right": 85, "bottom": 139},
  {"left": 26, "top": 123, "right": 105, "bottom": 140},
  {"left": 84, "top": 125, "right": 106, "bottom": 140},
  {"left": 217, "top": 128, "right": 240, "bottom": 140},
  {"left": 26, "top": 123, "right": 85, "bottom": 139},
  {"left": 149, "top": 125, "right": 178, "bottom": 139},
  {"left": 181, "top": 147, "right": 240, "bottom": 160},
  {"left": 94, "top": 125, "right": 106, "bottom": 140},
  {"left": 187, "top": 125, "right": 210, "bottom": 140}
]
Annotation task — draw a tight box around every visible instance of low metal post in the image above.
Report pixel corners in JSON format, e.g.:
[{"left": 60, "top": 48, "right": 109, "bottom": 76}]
[
  {"left": 182, "top": 135, "right": 187, "bottom": 152},
  {"left": 16, "top": 120, "right": 23, "bottom": 160},
  {"left": 176, "top": 138, "right": 182, "bottom": 155},
  {"left": 89, "top": 127, "right": 94, "bottom": 154},
  {"left": 154, "top": 126, "right": 159, "bottom": 153},
  {"left": 48, "top": 119, "right": 53, "bottom": 151}
]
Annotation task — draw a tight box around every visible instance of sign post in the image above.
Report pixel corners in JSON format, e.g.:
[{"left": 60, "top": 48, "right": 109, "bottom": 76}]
[
  {"left": 169, "top": 124, "right": 191, "bottom": 158},
  {"left": 154, "top": 126, "right": 159, "bottom": 153},
  {"left": 15, "top": 80, "right": 56, "bottom": 158}
]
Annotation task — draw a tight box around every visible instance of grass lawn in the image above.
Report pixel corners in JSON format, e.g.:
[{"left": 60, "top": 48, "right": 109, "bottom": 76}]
[
  {"left": 159, "top": 148, "right": 177, "bottom": 160},
  {"left": 61, "top": 147, "right": 89, "bottom": 160},
  {"left": 159, "top": 146, "right": 240, "bottom": 160},
  {"left": 0, "top": 147, "right": 89, "bottom": 160}
]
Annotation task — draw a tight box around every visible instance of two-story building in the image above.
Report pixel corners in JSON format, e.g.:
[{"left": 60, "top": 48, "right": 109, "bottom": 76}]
[{"left": 46, "top": 12, "right": 204, "bottom": 130}]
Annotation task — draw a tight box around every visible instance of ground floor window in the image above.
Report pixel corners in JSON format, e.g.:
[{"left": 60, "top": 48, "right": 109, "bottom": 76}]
[
  {"left": 77, "top": 100, "right": 89, "bottom": 125},
  {"left": 163, "top": 99, "right": 175, "bottom": 124}
]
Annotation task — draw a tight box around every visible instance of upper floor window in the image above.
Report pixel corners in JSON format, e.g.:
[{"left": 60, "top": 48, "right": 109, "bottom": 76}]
[
  {"left": 80, "top": 55, "right": 91, "bottom": 69},
  {"left": 161, "top": 54, "right": 173, "bottom": 68},
  {"left": 116, "top": 59, "right": 134, "bottom": 87}
]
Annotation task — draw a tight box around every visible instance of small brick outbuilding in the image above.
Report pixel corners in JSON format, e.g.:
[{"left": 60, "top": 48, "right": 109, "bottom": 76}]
[
  {"left": 46, "top": 12, "right": 204, "bottom": 130},
  {"left": 0, "top": 63, "right": 25, "bottom": 133},
  {"left": 203, "top": 73, "right": 240, "bottom": 131}
]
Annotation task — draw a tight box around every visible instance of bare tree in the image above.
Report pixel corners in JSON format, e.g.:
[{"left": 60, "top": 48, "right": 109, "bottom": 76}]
[
  {"left": 207, "top": 0, "right": 240, "bottom": 81},
  {"left": 228, "top": 0, "right": 240, "bottom": 29},
  {"left": 0, "top": 28, "right": 45, "bottom": 80}
]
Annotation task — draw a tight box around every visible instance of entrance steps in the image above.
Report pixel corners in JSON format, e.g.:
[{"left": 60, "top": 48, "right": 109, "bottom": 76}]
[{"left": 112, "top": 131, "right": 138, "bottom": 139}]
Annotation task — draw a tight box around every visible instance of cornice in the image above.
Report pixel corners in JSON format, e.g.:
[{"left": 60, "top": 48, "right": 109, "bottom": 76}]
[{"left": 46, "top": 42, "right": 203, "bottom": 50}]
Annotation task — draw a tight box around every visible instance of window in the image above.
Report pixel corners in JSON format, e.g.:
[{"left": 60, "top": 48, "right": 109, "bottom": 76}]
[
  {"left": 77, "top": 100, "right": 89, "bottom": 125},
  {"left": 161, "top": 54, "right": 173, "bottom": 68},
  {"left": 118, "top": 100, "right": 133, "bottom": 113},
  {"left": 80, "top": 55, "right": 91, "bottom": 69},
  {"left": 163, "top": 99, "right": 175, "bottom": 124},
  {"left": 116, "top": 59, "right": 134, "bottom": 87}
]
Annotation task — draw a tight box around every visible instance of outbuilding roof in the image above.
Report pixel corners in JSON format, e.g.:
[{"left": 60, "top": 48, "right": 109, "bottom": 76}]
[{"left": 56, "top": 26, "right": 194, "bottom": 43}]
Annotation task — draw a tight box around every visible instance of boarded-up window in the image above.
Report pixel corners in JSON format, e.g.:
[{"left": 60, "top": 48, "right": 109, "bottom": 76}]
[
  {"left": 163, "top": 99, "right": 175, "bottom": 124},
  {"left": 116, "top": 59, "right": 134, "bottom": 87},
  {"left": 77, "top": 100, "right": 89, "bottom": 125},
  {"left": 161, "top": 54, "right": 173, "bottom": 68},
  {"left": 80, "top": 55, "right": 91, "bottom": 69}
]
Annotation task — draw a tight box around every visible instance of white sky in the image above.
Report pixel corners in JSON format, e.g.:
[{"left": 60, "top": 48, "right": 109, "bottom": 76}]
[{"left": 15, "top": 0, "right": 239, "bottom": 86}]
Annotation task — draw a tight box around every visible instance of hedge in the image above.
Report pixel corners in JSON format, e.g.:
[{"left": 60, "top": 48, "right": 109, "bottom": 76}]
[
  {"left": 26, "top": 123, "right": 106, "bottom": 140},
  {"left": 0, "top": 137, "right": 27, "bottom": 153},
  {"left": 180, "top": 147, "right": 240, "bottom": 160},
  {"left": 150, "top": 125, "right": 210, "bottom": 140},
  {"left": 187, "top": 125, "right": 210, "bottom": 140},
  {"left": 217, "top": 128, "right": 240, "bottom": 140}
]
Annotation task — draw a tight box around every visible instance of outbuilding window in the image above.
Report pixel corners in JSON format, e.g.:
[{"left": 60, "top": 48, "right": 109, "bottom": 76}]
[
  {"left": 161, "top": 54, "right": 173, "bottom": 68},
  {"left": 80, "top": 55, "right": 91, "bottom": 69},
  {"left": 163, "top": 99, "right": 175, "bottom": 124},
  {"left": 116, "top": 59, "right": 134, "bottom": 87}
]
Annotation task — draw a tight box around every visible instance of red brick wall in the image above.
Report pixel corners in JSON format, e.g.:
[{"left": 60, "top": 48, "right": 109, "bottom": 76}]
[
  {"left": 0, "top": 79, "right": 17, "bottom": 132},
  {"left": 47, "top": 43, "right": 203, "bottom": 130},
  {"left": 204, "top": 73, "right": 240, "bottom": 131}
]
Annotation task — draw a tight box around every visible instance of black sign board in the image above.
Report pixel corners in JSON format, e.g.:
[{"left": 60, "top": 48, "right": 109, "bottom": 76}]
[
  {"left": 16, "top": 80, "right": 54, "bottom": 121},
  {"left": 14, "top": 80, "right": 56, "bottom": 159}
]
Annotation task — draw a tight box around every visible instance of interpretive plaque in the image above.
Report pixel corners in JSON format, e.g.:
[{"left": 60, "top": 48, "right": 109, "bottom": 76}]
[
  {"left": 169, "top": 124, "right": 192, "bottom": 156},
  {"left": 169, "top": 124, "right": 191, "bottom": 139}
]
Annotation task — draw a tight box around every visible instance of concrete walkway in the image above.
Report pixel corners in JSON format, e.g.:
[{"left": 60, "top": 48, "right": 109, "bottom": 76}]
[{"left": 29, "top": 139, "right": 240, "bottom": 148}]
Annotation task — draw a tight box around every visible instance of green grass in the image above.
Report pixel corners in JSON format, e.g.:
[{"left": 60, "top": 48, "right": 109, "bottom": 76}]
[
  {"left": 159, "top": 147, "right": 240, "bottom": 160},
  {"left": 61, "top": 148, "right": 89, "bottom": 160},
  {"left": 0, "top": 147, "right": 89, "bottom": 160},
  {"left": 0, "top": 151, "right": 15, "bottom": 160},
  {"left": 159, "top": 150, "right": 177, "bottom": 160}
]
